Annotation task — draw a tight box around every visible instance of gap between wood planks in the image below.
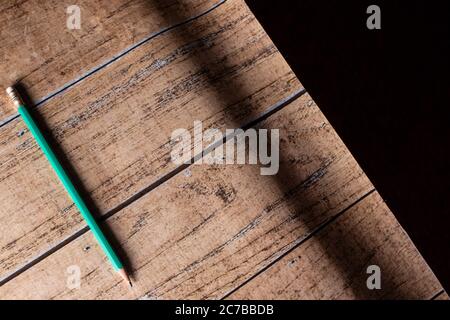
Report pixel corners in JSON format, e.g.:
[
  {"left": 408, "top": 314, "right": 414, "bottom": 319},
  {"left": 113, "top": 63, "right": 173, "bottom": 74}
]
[
  {"left": 0, "top": 87, "right": 304, "bottom": 287},
  {"left": 2, "top": 0, "right": 433, "bottom": 298},
  {"left": 0, "top": 0, "right": 227, "bottom": 129},
  {"left": 0, "top": 0, "right": 303, "bottom": 286},
  {"left": 220, "top": 188, "right": 376, "bottom": 299},
  {"left": 0, "top": 0, "right": 397, "bottom": 294},
  {"left": 222, "top": 189, "right": 444, "bottom": 300},
  {"left": 0, "top": 91, "right": 380, "bottom": 298},
  {"left": 430, "top": 289, "right": 446, "bottom": 300}
]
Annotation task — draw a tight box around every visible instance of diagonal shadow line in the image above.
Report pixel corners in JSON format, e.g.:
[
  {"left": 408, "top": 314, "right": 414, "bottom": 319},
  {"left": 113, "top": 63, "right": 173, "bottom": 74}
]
[
  {"left": 136, "top": 0, "right": 415, "bottom": 300},
  {"left": 220, "top": 189, "right": 376, "bottom": 299},
  {"left": 430, "top": 289, "right": 445, "bottom": 300},
  {"left": 3, "top": 0, "right": 395, "bottom": 300},
  {"left": 0, "top": 0, "right": 228, "bottom": 287},
  {"left": 0, "top": 0, "right": 227, "bottom": 129},
  {"left": 0, "top": 87, "right": 305, "bottom": 287}
]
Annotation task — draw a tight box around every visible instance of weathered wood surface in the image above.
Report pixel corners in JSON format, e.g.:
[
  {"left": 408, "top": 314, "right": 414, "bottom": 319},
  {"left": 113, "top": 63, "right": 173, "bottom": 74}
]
[
  {"left": 0, "top": 0, "right": 301, "bottom": 282},
  {"left": 0, "top": 93, "right": 376, "bottom": 299},
  {"left": 229, "top": 192, "right": 443, "bottom": 300},
  {"left": 0, "top": 0, "right": 222, "bottom": 121},
  {"left": 0, "top": 0, "right": 442, "bottom": 300},
  {"left": 433, "top": 291, "right": 449, "bottom": 300}
]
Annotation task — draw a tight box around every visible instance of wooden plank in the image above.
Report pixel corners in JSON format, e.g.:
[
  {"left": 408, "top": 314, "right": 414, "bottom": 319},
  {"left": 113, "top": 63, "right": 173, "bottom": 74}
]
[
  {"left": 0, "top": 93, "right": 374, "bottom": 299},
  {"left": 0, "top": 0, "right": 302, "bottom": 281},
  {"left": 433, "top": 291, "right": 449, "bottom": 300},
  {"left": 229, "top": 192, "right": 443, "bottom": 300},
  {"left": 0, "top": 0, "right": 222, "bottom": 120}
]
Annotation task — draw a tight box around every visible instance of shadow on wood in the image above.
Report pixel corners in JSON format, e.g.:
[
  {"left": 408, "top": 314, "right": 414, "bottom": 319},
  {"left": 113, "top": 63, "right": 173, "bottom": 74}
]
[
  {"left": 146, "top": 0, "right": 412, "bottom": 299},
  {"left": 12, "top": 83, "right": 134, "bottom": 277}
]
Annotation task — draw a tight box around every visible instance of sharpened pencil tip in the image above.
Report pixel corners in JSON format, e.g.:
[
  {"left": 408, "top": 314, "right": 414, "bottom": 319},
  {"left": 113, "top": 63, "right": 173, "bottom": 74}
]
[{"left": 118, "top": 268, "right": 133, "bottom": 288}]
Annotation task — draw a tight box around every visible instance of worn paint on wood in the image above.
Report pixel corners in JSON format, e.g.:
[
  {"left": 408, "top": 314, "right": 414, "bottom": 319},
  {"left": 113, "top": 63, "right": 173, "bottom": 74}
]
[
  {"left": 229, "top": 192, "right": 443, "bottom": 300},
  {"left": 433, "top": 291, "right": 449, "bottom": 300},
  {"left": 0, "top": 0, "right": 301, "bottom": 281},
  {"left": 0, "top": 0, "right": 221, "bottom": 120},
  {"left": 0, "top": 93, "right": 375, "bottom": 299},
  {"left": 0, "top": 0, "right": 441, "bottom": 300}
]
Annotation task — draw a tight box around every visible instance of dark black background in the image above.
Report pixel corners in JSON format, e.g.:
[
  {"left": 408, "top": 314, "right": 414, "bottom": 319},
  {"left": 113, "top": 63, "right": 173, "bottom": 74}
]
[{"left": 245, "top": 0, "right": 450, "bottom": 291}]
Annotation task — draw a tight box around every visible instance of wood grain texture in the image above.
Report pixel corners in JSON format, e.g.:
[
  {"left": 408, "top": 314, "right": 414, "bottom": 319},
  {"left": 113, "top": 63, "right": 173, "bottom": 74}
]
[
  {"left": 229, "top": 192, "right": 443, "bottom": 300},
  {"left": 0, "top": 0, "right": 301, "bottom": 281},
  {"left": 0, "top": 0, "right": 221, "bottom": 120},
  {"left": 433, "top": 291, "right": 449, "bottom": 300},
  {"left": 0, "top": 93, "right": 374, "bottom": 299}
]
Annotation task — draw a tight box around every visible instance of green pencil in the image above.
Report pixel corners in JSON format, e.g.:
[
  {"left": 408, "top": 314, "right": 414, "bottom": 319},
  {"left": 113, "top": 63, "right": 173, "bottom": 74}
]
[{"left": 6, "top": 86, "right": 132, "bottom": 287}]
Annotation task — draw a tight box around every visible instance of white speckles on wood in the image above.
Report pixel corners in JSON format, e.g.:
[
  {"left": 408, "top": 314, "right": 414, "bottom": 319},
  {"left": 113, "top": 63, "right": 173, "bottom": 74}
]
[
  {"left": 0, "top": 94, "right": 374, "bottom": 299},
  {"left": 228, "top": 192, "right": 443, "bottom": 300},
  {"left": 0, "top": 0, "right": 221, "bottom": 119}
]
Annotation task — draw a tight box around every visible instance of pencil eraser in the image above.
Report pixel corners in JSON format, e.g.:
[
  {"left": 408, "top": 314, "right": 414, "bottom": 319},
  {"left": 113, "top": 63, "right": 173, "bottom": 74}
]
[{"left": 5, "top": 86, "right": 22, "bottom": 108}]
